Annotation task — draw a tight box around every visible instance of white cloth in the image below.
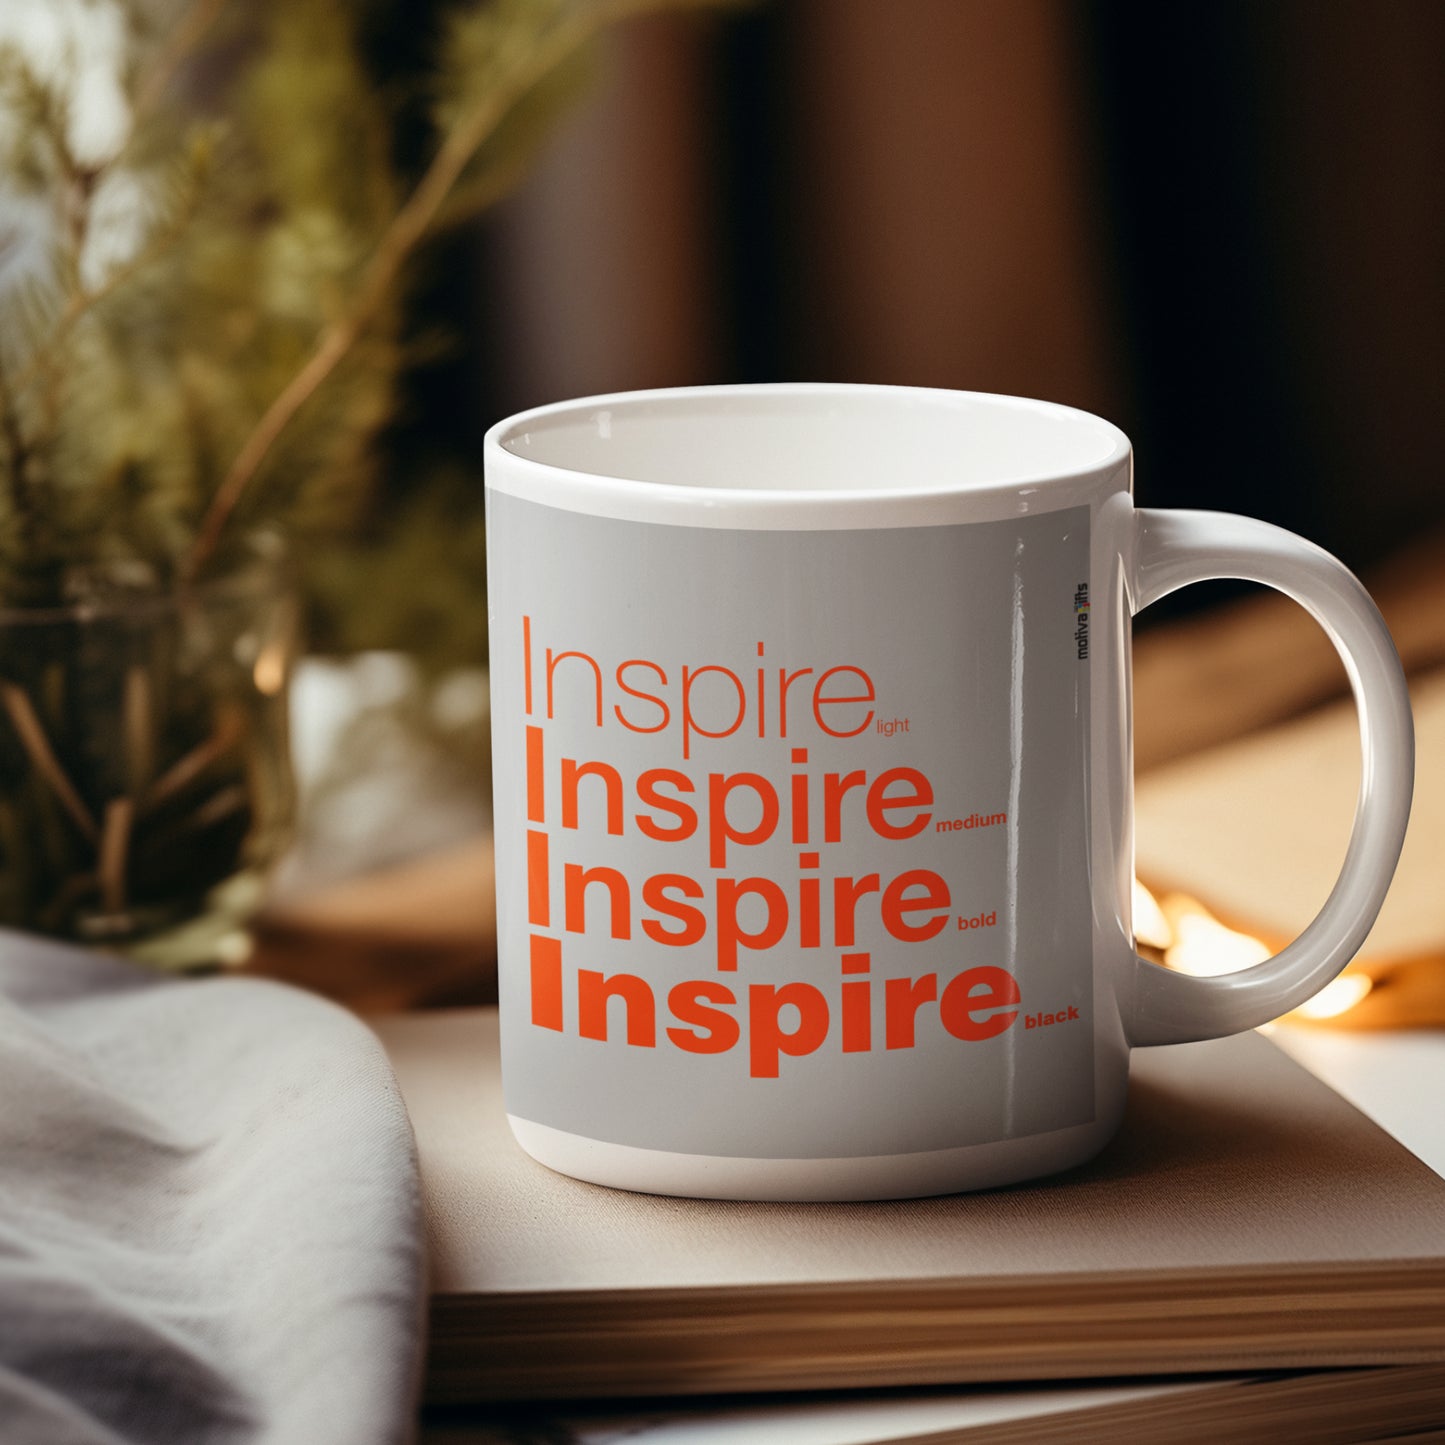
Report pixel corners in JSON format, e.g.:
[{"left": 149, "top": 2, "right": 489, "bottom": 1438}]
[{"left": 0, "top": 931, "right": 424, "bottom": 1445}]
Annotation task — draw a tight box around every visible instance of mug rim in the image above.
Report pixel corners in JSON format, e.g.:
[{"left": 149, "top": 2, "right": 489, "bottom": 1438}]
[{"left": 484, "top": 383, "right": 1132, "bottom": 530}]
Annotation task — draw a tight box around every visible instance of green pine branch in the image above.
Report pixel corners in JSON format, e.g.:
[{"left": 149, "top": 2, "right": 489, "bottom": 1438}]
[{"left": 0, "top": 0, "right": 740, "bottom": 612}]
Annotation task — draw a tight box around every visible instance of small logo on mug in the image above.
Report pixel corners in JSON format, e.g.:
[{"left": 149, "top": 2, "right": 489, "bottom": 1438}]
[{"left": 1074, "top": 584, "right": 1090, "bottom": 660}]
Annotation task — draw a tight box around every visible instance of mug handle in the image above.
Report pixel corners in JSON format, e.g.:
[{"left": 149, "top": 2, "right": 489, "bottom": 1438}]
[{"left": 1123, "top": 509, "right": 1414, "bottom": 1046}]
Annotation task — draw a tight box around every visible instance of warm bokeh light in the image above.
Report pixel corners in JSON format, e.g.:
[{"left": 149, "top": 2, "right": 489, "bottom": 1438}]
[
  {"left": 1164, "top": 909, "right": 1272, "bottom": 978},
  {"left": 1134, "top": 879, "right": 1375, "bottom": 1023},
  {"left": 1292, "top": 973, "right": 1374, "bottom": 1021},
  {"left": 1132, "top": 877, "right": 1172, "bottom": 951},
  {"left": 253, "top": 643, "right": 288, "bottom": 696}
]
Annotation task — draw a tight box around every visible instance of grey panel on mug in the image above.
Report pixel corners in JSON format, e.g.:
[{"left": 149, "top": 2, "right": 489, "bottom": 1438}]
[{"left": 488, "top": 492, "right": 1092, "bottom": 1159}]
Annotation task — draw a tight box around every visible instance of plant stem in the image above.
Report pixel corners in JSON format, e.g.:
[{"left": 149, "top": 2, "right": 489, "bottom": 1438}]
[
  {"left": 131, "top": 0, "right": 232, "bottom": 129},
  {"left": 0, "top": 354, "right": 35, "bottom": 529},
  {"left": 183, "top": 0, "right": 702, "bottom": 582},
  {"left": 99, "top": 797, "right": 134, "bottom": 915},
  {"left": 0, "top": 681, "right": 99, "bottom": 842},
  {"left": 143, "top": 710, "right": 243, "bottom": 813},
  {"left": 10, "top": 173, "right": 205, "bottom": 404},
  {"left": 123, "top": 665, "right": 155, "bottom": 797}
]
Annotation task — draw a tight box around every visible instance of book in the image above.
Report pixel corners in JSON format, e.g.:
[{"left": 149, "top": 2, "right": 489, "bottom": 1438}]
[
  {"left": 372, "top": 1009, "right": 1445, "bottom": 1406},
  {"left": 427, "top": 1366, "right": 1445, "bottom": 1444}
]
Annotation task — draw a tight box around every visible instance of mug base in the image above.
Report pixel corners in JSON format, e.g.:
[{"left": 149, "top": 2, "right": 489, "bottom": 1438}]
[{"left": 507, "top": 1113, "right": 1122, "bottom": 1201}]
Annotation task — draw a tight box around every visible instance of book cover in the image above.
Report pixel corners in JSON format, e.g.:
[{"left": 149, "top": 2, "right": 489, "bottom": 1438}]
[{"left": 374, "top": 1010, "right": 1445, "bottom": 1404}]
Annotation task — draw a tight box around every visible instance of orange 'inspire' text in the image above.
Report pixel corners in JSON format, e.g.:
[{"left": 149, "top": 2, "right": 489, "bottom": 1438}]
[
  {"left": 524, "top": 615, "right": 878, "bottom": 759},
  {"left": 518, "top": 617, "right": 1023, "bottom": 1078}
]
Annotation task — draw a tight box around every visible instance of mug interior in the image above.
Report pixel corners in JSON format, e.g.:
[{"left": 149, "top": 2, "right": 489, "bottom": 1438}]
[{"left": 497, "top": 386, "right": 1126, "bottom": 494}]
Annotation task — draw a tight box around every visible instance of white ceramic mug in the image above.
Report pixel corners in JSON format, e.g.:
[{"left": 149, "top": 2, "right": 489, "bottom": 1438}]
[{"left": 484, "top": 384, "right": 1413, "bottom": 1200}]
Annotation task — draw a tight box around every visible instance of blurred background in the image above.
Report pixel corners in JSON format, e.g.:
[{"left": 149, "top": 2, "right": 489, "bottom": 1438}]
[
  {"left": 270, "top": 0, "right": 1443, "bottom": 1010},
  {"left": 283, "top": 0, "right": 1445, "bottom": 977},
  {"left": 372, "top": 0, "right": 1444, "bottom": 628},
  {"left": 4, "top": 0, "right": 1439, "bottom": 1001}
]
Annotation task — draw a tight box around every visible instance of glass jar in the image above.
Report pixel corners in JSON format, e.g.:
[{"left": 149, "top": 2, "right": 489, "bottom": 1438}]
[{"left": 0, "top": 546, "right": 299, "bottom": 969}]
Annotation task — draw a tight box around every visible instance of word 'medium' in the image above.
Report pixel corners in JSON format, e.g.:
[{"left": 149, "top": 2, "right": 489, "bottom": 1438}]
[
  {"left": 523, "top": 615, "right": 878, "bottom": 759},
  {"left": 517, "top": 616, "right": 1024, "bottom": 1077}
]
